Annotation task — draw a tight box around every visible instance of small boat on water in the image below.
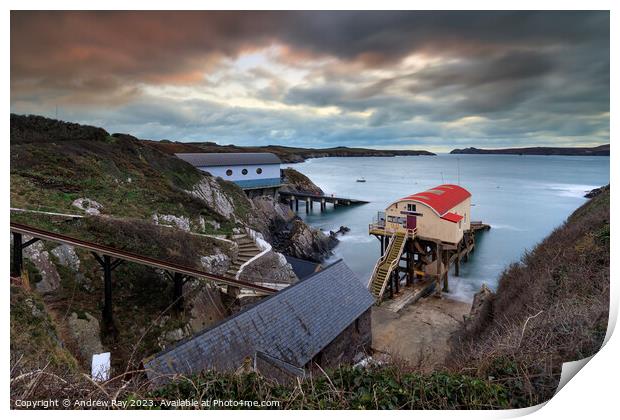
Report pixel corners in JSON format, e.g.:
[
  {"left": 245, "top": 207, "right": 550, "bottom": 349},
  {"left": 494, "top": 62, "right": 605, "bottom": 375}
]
[{"left": 356, "top": 177, "right": 366, "bottom": 183}]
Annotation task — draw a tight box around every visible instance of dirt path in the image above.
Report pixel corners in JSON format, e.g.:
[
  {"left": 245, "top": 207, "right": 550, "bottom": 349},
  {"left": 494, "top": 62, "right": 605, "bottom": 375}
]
[{"left": 371, "top": 296, "right": 471, "bottom": 372}]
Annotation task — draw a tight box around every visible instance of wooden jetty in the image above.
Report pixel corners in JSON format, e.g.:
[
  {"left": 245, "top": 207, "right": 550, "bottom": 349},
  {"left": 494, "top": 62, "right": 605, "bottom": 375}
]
[{"left": 279, "top": 190, "right": 369, "bottom": 213}]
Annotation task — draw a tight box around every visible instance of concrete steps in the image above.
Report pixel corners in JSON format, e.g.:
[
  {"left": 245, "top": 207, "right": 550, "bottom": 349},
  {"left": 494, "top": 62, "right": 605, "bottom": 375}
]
[{"left": 225, "top": 235, "right": 262, "bottom": 278}]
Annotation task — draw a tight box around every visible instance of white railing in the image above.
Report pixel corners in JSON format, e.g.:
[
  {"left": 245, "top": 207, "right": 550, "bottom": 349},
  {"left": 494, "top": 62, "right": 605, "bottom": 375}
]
[{"left": 235, "top": 227, "right": 272, "bottom": 280}]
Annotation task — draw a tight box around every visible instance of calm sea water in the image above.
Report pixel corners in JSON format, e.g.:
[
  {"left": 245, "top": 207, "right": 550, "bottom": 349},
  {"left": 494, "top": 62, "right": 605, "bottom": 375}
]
[{"left": 288, "top": 154, "right": 610, "bottom": 302}]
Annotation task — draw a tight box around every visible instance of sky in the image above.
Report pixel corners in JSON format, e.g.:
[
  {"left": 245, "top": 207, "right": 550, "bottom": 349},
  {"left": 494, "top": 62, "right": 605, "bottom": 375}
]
[{"left": 10, "top": 11, "right": 610, "bottom": 152}]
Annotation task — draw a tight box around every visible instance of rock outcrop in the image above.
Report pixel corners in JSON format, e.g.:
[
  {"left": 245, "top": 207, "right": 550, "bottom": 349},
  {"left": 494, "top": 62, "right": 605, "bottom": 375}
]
[
  {"left": 51, "top": 244, "right": 81, "bottom": 271},
  {"left": 584, "top": 184, "right": 609, "bottom": 199},
  {"left": 250, "top": 196, "right": 337, "bottom": 262},
  {"left": 237, "top": 250, "right": 298, "bottom": 285},
  {"left": 189, "top": 176, "right": 236, "bottom": 220},
  {"left": 21, "top": 238, "right": 61, "bottom": 294},
  {"left": 67, "top": 312, "right": 105, "bottom": 366},
  {"left": 462, "top": 284, "right": 495, "bottom": 336},
  {"left": 72, "top": 198, "right": 103, "bottom": 215},
  {"left": 152, "top": 213, "right": 191, "bottom": 231},
  {"left": 280, "top": 220, "right": 337, "bottom": 262},
  {"left": 280, "top": 167, "right": 324, "bottom": 195},
  {"left": 200, "top": 250, "right": 232, "bottom": 276}
]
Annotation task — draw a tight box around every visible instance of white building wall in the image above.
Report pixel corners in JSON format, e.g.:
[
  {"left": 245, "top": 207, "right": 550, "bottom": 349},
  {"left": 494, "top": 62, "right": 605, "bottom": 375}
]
[{"left": 197, "top": 163, "right": 280, "bottom": 182}]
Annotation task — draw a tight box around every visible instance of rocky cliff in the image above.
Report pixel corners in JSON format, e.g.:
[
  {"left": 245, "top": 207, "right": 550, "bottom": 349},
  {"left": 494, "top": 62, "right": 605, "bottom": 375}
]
[{"left": 10, "top": 114, "right": 336, "bottom": 375}]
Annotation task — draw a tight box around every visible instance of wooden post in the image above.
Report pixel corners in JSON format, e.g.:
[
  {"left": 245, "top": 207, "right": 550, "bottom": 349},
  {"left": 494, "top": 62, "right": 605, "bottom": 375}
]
[
  {"left": 289, "top": 198, "right": 294, "bottom": 210},
  {"left": 442, "top": 249, "right": 450, "bottom": 293},
  {"left": 394, "top": 270, "right": 400, "bottom": 293},
  {"left": 305, "top": 198, "right": 310, "bottom": 214},
  {"left": 295, "top": 199, "right": 299, "bottom": 212},
  {"left": 455, "top": 242, "right": 461, "bottom": 276},
  {"left": 321, "top": 199, "right": 326, "bottom": 211},
  {"left": 406, "top": 244, "right": 412, "bottom": 285},
  {"left": 310, "top": 199, "right": 314, "bottom": 210}
]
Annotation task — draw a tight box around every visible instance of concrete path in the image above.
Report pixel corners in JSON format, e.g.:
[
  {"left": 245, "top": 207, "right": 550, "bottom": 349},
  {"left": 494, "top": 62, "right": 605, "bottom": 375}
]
[{"left": 371, "top": 296, "right": 471, "bottom": 372}]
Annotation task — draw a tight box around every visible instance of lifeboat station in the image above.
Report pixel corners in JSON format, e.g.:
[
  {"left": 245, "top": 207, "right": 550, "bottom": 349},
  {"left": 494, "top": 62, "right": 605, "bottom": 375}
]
[{"left": 368, "top": 184, "right": 489, "bottom": 303}]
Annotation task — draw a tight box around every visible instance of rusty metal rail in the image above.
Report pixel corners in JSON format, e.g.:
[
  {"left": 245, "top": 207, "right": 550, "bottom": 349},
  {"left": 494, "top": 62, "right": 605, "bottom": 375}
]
[{"left": 10, "top": 222, "right": 277, "bottom": 295}]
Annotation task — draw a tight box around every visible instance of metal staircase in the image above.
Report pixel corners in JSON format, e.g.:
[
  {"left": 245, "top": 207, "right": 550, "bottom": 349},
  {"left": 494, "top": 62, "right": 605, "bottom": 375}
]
[{"left": 368, "top": 232, "right": 407, "bottom": 300}]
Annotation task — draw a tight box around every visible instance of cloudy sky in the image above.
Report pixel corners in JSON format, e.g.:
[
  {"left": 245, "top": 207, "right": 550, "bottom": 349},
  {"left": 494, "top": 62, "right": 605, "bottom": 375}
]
[{"left": 11, "top": 11, "right": 609, "bottom": 151}]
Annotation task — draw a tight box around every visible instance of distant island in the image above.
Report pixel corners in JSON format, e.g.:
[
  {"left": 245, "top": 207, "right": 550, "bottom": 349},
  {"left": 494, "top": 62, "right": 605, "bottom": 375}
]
[
  {"left": 450, "top": 144, "right": 609, "bottom": 156},
  {"left": 145, "top": 140, "right": 435, "bottom": 163}
]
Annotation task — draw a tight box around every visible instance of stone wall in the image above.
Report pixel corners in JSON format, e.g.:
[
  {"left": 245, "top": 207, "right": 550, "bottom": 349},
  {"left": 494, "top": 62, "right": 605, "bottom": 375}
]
[{"left": 309, "top": 308, "right": 372, "bottom": 370}]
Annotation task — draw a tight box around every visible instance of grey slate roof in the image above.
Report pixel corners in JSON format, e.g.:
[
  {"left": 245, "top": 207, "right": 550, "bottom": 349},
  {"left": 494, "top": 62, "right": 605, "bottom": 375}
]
[
  {"left": 284, "top": 255, "right": 322, "bottom": 280},
  {"left": 143, "top": 259, "right": 373, "bottom": 382},
  {"left": 175, "top": 152, "right": 281, "bottom": 167}
]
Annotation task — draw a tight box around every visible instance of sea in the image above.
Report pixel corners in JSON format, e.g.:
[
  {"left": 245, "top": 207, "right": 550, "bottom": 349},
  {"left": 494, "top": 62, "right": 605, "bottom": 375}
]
[{"left": 287, "top": 154, "right": 610, "bottom": 302}]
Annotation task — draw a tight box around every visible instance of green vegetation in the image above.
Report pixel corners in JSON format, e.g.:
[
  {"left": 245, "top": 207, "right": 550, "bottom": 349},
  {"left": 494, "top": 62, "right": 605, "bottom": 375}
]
[
  {"left": 148, "top": 366, "right": 508, "bottom": 409},
  {"left": 10, "top": 114, "right": 249, "bottom": 229},
  {"left": 10, "top": 285, "right": 78, "bottom": 373},
  {"left": 449, "top": 187, "right": 610, "bottom": 407}
]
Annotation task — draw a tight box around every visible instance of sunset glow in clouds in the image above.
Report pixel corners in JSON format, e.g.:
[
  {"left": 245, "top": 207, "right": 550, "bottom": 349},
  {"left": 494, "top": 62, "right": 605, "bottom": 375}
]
[{"left": 10, "top": 11, "right": 609, "bottom": 151}]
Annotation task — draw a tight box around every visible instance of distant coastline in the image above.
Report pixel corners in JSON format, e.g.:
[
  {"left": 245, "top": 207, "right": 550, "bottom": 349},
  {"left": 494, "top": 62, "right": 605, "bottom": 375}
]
[
  {"left": 145, "top": 140, "right": 435, "bottom": 163},
  {"left": 450, "top": 144, "right": 609, "bottom": 156}
]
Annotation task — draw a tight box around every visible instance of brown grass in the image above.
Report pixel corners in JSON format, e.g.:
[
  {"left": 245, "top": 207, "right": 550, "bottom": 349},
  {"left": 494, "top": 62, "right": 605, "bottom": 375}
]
[{"left": 448, "top": 186, "right": 610, "bottom": 406}]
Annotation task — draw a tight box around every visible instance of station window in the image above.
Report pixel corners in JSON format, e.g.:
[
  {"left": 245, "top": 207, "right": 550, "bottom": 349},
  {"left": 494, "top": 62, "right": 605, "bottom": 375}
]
[
  {"left": 242, "top": 168, "right": 248, "bottom": 175},
  {"left": 225, "top": 169, "right": 233, "bottom": 176},
  {"left": 407, "top": 203, "right": 416, "bottom": 212},
  {"left": 256, "top": 168, "right": 263, "bottom": 174}
]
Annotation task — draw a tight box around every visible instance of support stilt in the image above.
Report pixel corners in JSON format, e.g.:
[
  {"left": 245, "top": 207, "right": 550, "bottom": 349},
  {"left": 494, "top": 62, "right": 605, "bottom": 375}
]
[
  {"left": 173, "top": 272, "right": 184, "bottom": 311},
  {"left": 103, "top": 255, "right": 113, "bottom": 326},
  {"left": 12, "top": 233, "right": 23, "bottom": 277},
  {"left": 442, "top": 249, "right": 450, "bottom": 293}
]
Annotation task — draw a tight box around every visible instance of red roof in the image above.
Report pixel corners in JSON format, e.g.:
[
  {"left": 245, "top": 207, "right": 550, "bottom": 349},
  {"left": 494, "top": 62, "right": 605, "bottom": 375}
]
[
  {"left": 401, "top": 184, "right": 471, "bottom": 216},
  {"left": 441, "top": 212, "right": 464, "bottom": 223}
]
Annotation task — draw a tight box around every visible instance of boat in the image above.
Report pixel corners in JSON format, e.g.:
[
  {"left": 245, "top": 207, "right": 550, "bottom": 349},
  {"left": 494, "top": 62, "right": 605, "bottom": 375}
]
[{"left": 356, "top": 177, "right": 366, "bottom": 183}]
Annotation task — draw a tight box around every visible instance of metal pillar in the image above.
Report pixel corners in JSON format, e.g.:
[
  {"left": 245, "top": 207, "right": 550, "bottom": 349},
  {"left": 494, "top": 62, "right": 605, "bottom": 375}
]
[
  {"left": 173, "top": 272, "right": 184, "bottom": 311},
  {"left": 103, "top": 255, "right": 113, "bottom": 325},
  {"left": 295, "top": 199, "right": 299, "bottom": 212},
  {"left": 310, "top": 199, "right": 314, "bottom": 211},
  {"left": 305, "top": 198, "right": 310, "bottom": 214},
  {"left": 92, "top": 253, "right": 123, "bottom": 331},
  {"left": 289, "top": 198, "right": 294, "bottom": 210},
  {"left": 12, "top": 233, "right": 23, "bottom": 277},
  {"left": 11, "top": 233, "right": 40, "bottom": 277}
]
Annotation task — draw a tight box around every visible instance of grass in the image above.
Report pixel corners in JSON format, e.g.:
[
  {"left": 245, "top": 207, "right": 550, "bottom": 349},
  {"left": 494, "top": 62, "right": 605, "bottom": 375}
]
[
  {"left": 10, "top": 285, "right": 78, "bottom": 374},
  {"left": 10, "top": 114, "right": 250, "bottom": 229}
]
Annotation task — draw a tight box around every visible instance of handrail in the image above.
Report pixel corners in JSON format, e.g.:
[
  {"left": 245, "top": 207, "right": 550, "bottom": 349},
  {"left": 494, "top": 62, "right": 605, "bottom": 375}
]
[
  {"left": 367, "top": 232, "right": 396, "bottom": 288},
  {"left": 10, "top": 222, "right": 277, "bottom": 294},
  {"left": 376, "top": 234, "right": 407, "bottom": 299}
]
